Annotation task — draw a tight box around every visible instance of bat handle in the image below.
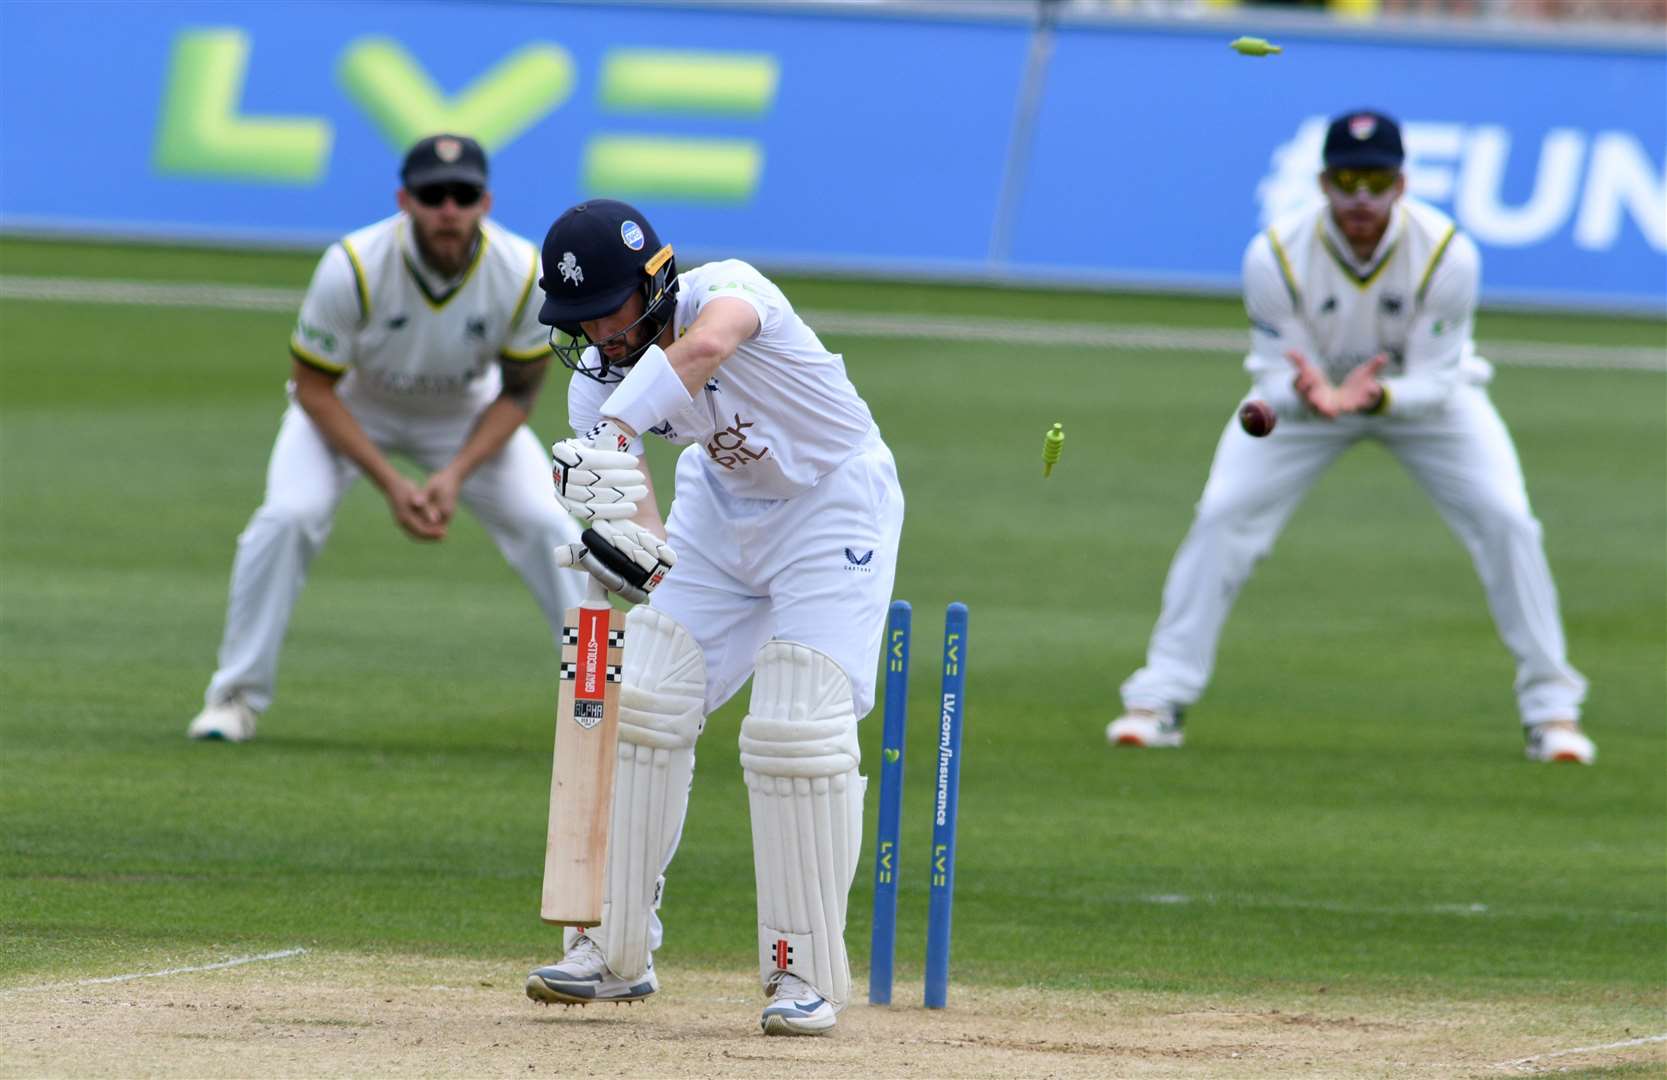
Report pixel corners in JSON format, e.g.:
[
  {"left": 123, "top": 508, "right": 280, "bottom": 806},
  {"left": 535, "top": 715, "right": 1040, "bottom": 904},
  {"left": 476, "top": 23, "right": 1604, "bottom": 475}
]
[{"left": 583, "top": 576, "right": 611, "bottom": 609}]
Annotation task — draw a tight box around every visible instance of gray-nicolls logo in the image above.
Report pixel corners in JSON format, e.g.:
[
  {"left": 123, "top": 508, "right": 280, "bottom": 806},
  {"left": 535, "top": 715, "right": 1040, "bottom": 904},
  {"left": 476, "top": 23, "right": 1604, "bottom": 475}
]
[{"left": 558, "top": 252, "right": 584, "bottom": 285}]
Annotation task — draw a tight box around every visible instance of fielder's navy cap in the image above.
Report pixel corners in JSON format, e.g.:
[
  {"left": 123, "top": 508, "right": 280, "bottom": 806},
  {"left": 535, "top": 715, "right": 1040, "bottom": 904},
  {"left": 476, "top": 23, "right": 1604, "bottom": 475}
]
[
  {"left": 1323, "top": 110, "right": 1404, "bottom": 170},
  {"left": 538, "top": 200, "right": 664, "bottom": 328},
  {"left": 401, "top": 134, "right": 488, "bottom": 189}
]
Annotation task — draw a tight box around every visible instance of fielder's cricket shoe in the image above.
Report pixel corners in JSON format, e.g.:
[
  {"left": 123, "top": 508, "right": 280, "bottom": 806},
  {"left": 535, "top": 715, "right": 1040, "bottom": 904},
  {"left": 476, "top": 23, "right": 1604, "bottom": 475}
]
[
  {"left": 525, "top": 934, "right": 658, "bottom": 1005},
  {"left": 1105, "top": 707, "right": 1184, "bottom": 749},
  {"left": 187, "top": 697, "right": 258, "bottom": 743},
  {"left": 760, "top": 972, "right": 837, "bottom": 1036},
  {"left": 1524, "top": 720, "right": 1596, "bottom": 765}
]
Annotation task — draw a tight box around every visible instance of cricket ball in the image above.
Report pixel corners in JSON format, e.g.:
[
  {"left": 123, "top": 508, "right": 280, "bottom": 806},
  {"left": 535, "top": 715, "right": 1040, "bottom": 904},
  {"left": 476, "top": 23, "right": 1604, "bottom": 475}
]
[{"left": 1239, "top": 400, "right": 1277, "bottom": 438}]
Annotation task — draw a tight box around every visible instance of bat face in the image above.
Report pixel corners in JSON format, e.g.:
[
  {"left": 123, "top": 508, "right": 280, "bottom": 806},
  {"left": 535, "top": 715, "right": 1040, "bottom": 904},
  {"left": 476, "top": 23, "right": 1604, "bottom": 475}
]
[{"left": 541, "top": 599, "right": 626, "bottom": 927}]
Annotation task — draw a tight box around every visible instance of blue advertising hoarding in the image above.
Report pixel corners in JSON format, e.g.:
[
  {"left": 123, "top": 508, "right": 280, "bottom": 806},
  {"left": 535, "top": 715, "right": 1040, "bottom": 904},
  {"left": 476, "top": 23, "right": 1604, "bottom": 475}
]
[
  {"left": 1015, "top": 17, "right": 1667, "bottom": 309},
  {"left": 0, "top": 0, "right": 1031, "bottom": 263},
  {"left": 0, "top": 1, "right": 1661, "bottom": 311}
]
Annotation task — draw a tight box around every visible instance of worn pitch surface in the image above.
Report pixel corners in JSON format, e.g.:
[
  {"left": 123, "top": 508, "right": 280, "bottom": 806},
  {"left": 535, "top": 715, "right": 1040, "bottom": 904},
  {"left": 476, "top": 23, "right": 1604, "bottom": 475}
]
[{"left": 3, "top": 954, "right": 1663, "bottom": 1079}]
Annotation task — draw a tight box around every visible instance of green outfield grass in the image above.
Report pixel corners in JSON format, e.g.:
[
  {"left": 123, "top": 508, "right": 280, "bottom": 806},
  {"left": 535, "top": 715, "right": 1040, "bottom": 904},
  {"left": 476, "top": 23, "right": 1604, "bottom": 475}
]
[{"left": 1, "top": 238, "right": 1663, "bottom": 1015}]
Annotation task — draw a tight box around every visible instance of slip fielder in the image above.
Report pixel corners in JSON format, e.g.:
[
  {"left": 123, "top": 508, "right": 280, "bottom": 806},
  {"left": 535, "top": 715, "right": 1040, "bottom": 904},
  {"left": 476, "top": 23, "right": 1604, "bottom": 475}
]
[
  {"left": 1108, "top": 109, "right": 1594, "bottom": 765},
  {"left": 188, "top": 135, "right": 584, "bottom": 742}
]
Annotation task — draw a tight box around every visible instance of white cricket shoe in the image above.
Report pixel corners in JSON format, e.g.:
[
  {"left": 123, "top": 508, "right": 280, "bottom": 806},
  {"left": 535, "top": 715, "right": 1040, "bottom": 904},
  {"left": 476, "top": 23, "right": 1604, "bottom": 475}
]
[
  {"left": 525, "top": 934, "right": 658, "bottom": 1005},
  {"left": 760, "top": 972, "right": 837, "bottom": 1036},
  {"left": 187, "top": 698, "right": 258, "bottom": 742},
  {"left": 1525, "top": 721, "right": 1596, "bottom": 765},
  {"left": 1106, "top": 707, "right": 1184, "bottom": 749}
]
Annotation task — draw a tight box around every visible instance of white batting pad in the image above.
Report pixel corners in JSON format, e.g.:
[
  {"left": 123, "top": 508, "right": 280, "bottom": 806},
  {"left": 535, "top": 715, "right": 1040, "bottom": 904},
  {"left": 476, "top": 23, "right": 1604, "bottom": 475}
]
[
  {"left": 595, "top": 604, "right": 706, "bottom": 980},
  {"left": 739, "top": 641, "right": 865, "bottom": 1009}
]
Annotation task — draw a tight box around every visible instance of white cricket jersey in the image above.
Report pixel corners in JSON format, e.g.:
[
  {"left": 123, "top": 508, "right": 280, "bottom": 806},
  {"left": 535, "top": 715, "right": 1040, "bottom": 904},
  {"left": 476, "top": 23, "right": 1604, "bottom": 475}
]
[
  {"left": 288, "top": 213, "right": 552, "bottom": 414},
  {"left": 568, "top": 259, "right": 878, "bottom": 499},
  {"left": 1243, "top": 196, "right": 1489, "bottom": 420}
]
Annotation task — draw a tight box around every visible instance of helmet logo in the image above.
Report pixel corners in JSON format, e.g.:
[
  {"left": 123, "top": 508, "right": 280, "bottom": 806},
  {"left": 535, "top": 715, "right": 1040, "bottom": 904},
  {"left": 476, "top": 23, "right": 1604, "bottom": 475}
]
[
  {"left": 1348, "top": 115, "right": 1377, "bottom": 141},
  {"left": 621, "top": 220, "right": 645, "bottom": 251},
  {"left": 558, "top": 252, "right": 584, "bottom": 285},
  {"left": 435, "top": 137, "right": 463, "bottom": 162}
]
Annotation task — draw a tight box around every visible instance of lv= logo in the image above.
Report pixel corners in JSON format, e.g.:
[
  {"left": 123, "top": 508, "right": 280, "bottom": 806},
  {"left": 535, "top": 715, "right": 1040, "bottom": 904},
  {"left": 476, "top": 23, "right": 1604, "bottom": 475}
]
[
  {"left": 153, "top": 31, "right": 776, "bottom": 201},
  {"left": 876, "top": 840, "right": 895, "bottom": 884}
]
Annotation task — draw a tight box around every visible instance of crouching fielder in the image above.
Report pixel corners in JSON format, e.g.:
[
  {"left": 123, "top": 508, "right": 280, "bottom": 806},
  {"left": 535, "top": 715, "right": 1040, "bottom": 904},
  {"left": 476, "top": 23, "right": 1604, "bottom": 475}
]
[
  {"left": 523, "top": 200, "right": 905, "bottom": 1036},
  {"left": 1109, "top": 109, "right": 1591, "bottom": 764}
]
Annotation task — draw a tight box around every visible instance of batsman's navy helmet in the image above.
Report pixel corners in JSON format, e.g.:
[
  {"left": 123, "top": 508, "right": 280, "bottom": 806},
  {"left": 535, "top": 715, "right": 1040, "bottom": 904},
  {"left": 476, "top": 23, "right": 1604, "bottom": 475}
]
[{"left": 538, "top": 199, "right": 678, "bottom": 382}]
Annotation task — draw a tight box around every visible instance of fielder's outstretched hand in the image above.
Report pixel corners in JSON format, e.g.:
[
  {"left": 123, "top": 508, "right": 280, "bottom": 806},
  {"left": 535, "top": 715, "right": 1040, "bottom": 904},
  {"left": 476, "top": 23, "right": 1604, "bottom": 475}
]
[
  {"left": 1286, "top": 350, "right": 1340, "bottom": 419},
  {"left": 551, "top": 420, "right": 647, "bottom": 522},
  {"left": 555, "top": 519, "right": 676, "bottom": 605},
  {"left": 386, "top": 475, "right": 447, "bottom": 542},
  {"left": 1287, "top": 350, "right": 1389, "bottom": 418},
  {"left": 1335, "top": 354, "right": 1389, "bottom": 414}
]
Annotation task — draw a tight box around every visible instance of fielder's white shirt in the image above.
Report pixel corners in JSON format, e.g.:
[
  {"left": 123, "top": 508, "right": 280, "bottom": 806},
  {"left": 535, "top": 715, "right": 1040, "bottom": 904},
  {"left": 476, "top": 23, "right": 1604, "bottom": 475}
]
[
  {"left": 1243, "top": 196, "right": 1489, "bottom": 419},
  {"left": 289, "top": 213, "right": 552, "bottom": 415},
  {"left": 568, "top": 259, "right": 878, "bottom": 498}
]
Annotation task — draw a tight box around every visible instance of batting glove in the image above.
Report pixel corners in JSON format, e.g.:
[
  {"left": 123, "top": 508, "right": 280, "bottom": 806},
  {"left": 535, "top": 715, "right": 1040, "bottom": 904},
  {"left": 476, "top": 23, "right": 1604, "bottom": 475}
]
[
  {"left": 555, "top": 519, "right": 676, "bottom": 605},
  {"left": 551, "top": 421, "right": 646, "bottom": 522}
]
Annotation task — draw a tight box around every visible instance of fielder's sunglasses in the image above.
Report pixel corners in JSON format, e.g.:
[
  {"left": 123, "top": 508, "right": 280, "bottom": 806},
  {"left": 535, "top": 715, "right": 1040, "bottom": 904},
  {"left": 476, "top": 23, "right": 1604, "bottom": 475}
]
[
  {"left": 1326, "top": 168, "right": 1400, "bottom": 196},
  {"left": 412, "top": 182, "right": 484, "bottom": 208}
]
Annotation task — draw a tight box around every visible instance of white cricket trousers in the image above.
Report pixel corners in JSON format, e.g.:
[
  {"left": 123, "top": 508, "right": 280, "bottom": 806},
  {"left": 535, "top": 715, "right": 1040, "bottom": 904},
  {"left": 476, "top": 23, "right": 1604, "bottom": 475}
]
[
  {"left": 654, "top": 432, "right": 907, "bottom": 719},
  {"left": 203, "top": 398, "right": 585, "bottom": 712},
  {"left": 1121, "top": 384, "right": 1586, "bottom": 727}
]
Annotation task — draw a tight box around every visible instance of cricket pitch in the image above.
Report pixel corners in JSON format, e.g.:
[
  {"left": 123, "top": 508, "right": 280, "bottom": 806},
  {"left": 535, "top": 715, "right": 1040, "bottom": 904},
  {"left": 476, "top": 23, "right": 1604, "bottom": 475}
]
[{"left": 2, "top": 952, "right": 1662, "bottom": 1078}]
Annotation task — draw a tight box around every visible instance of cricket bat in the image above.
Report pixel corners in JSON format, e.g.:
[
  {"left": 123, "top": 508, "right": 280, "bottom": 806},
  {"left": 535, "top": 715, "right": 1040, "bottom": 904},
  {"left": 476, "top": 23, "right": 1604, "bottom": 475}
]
[{"left": 541, "top": 577, "right": 626, "bottom": 926}]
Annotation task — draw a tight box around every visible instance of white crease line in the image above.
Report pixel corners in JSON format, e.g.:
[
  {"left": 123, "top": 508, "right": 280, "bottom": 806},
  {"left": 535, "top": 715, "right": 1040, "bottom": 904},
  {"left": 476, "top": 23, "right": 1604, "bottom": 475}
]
[
  {"left": 0, "top": 947, "right": 308, "bottom": 995},
  {"left": 1492, "top": 1032, "right": 1667, "bottom": 1070},
  {"left": 1, "top": 274, "right": 1660, "bottom": 373}
]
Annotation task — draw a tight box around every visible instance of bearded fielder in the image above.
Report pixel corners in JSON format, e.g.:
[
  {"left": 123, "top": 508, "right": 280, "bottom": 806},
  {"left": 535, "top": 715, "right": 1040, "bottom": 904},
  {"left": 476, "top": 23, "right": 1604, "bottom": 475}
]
[
  {"left": 523, "top": 200, "right": 905, "bottom": 1034},
  {"left": 1107, "top": 110, "right": 1593, "bottom": 765},
  {"left": 187, "top": 135, "right": 584, "bottom": 742}
]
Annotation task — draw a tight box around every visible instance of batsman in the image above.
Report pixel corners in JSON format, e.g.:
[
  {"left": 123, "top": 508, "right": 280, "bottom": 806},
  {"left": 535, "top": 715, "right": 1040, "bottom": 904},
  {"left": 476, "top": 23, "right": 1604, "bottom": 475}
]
[{"left": 525, "top": 200, "right": 906, "bottom": 1035}]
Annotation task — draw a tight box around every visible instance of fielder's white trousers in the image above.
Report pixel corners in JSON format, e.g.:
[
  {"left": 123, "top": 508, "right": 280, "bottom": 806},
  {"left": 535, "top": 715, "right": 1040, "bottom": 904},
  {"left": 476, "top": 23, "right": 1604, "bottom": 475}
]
[
  {"left": 204, "top": 398, "right": 585, "bottom": 712},
  {"left": 1121, "top": 385, "right": 1586, "bottom": 727}
]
